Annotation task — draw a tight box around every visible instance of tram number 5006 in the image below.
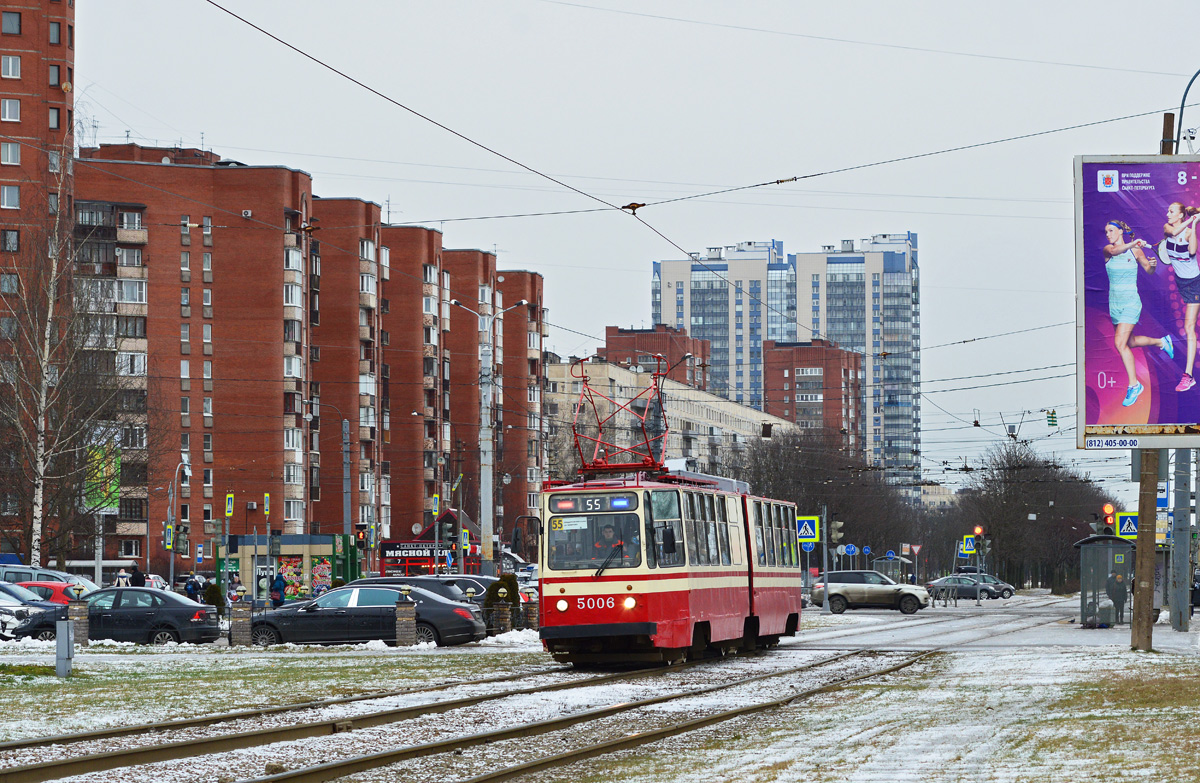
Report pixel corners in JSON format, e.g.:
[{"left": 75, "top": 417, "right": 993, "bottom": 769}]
[{"left": 577, "top": 596, "right": 615, "bottom": 610}]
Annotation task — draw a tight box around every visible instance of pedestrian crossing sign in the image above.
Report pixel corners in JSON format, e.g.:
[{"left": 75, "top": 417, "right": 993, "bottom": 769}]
[
  {"left": 963, "top": 535, "right": 976, "bottom": 554},
  {"left": 797, "top": 515, "right": 819, "bottom": 543},
  {"left": 1115, "top": 512, "right": 1138, "bottom": 539}
]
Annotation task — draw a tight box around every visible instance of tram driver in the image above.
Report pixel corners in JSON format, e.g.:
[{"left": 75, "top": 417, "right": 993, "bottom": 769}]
[{"left": 593, "top": 524, "right": 626, "bottom": 559}]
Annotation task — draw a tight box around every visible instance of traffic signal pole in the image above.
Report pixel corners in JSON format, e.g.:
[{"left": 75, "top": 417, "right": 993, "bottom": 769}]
[
  {"left": 820, "top": 504, "right": 830, "bottom": 615},
  {"left": 1170, "top": 449, "right": 1191, "bottom": 632},
  {"left": 1132, "top": 448, "right": 1159, "bottom": 651}
]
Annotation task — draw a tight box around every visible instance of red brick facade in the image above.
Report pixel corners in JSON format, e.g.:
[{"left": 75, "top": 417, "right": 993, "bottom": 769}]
[
  {"left": 596, "top": 325, "right": 709, "bottom": 390},
  {"left": 497, "top": 271, "right": 545, "bottom": 562},
  {"left": 763, "top": 339, "right": 863, "bottom": 453}
]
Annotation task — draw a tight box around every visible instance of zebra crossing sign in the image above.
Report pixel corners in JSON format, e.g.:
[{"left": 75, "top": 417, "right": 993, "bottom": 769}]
[
  {"left": 797, "top": 516, "right": 819, "bottom": 543},
  {"left": 1115, "top": 512, "right": 1138, "bottom": 540}
]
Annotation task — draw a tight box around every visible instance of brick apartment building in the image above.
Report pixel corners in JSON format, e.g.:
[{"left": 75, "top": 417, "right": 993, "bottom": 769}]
[
  {"left": 762, "top": 339, "right": 863, "bottom": 453},
  {"left": 74, "top": 145, "right": 318, "bottom": 573},
  {"left": 496, "top": 271, "right": 546, "bottom": 562},
  {"left": 596, "top": 324, "right": 709, "bottom": 390}
]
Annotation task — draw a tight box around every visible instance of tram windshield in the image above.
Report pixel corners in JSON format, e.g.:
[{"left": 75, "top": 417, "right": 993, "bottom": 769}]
[{"left": 546, "top": 513, "right": 642, "bottom": 571}]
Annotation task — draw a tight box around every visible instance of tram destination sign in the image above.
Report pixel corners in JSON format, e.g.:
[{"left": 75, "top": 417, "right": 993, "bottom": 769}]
[{"left": 547, "top": 493, "right": 639, "bottom": 513}]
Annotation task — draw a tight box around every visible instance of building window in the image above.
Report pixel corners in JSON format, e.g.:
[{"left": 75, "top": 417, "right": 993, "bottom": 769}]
[
  {"left": 180, "top": 216, "right": 190, "bottom": 237},
  {"left": 181, "top": 287, "right": 190, "bottom": 306},
  {"left": 0, "top": 186, "right": 17, "bottom": 209},
  {"left": 48, "top": 21, "right": 60, "bottom": 44},
  {"left": 202, "top": 323, "right": 211, "bottom": 343},
  {"left": 284, "top": 463, "right": 302, "bottom": 485},
  {"left": 203, "top": 396, "right": 212, "bottom": 415},
  {"left": 180, "top": 324, "right": 190, "bottom": 343},
  {"left": 283, "top": 355, "right": 302, "bottom": 378},
  {"left": 48, "top": 64, "right": 58, "bottom": 86},
  {"left": 117, "top": 352, "right": 146, "bottom": 376},
  {"left": 283, "top": 319, "right": 301, "bottom": 342},
  {"left": 284, "top": 247, "right": 302, "bottom": 271},
  {"left": 180, "top": 397, "right": 190, "bottom": 415},
  {"left": 202, "top": 289, "right": 211, "bottom": 307},
  {"left": 359, "top": 274, "right": 376, "bottom": 294},
  {"left": 0, "top": 142, "right": 16, "bottom": 165},
  {"left": 0, "top": 273, "right": 15, "bottom": 293},
  {"left": 202, "top": 469, "right": 213, "bottom": 487},
  {"left": 118, "top": 211, "right": 142, "bottom": 230},
  {"left": 202, "top": 216, "right": 211, "bottom": 235},
  {"left": 203, "top": 504, "right": 212, "bottom": 523},
  {"left": 121, "top": 425, "right": 146, "bottom": 449},
  {"left": 0, "top": 56, "right": 18, "bottom": 78},
  {"left": 203, "top": 252, "right": 212, "bottom": 271},
  {"left": 180, "top": 432, "right": 191, "bottom": 452},
  {"left": 116, "top": 247, "right": 141, "bottom": 267},
  {"left": 203, "top": 361, "right": 212, "bottom": 379},
  {"left": 48, "top": 108, "right": 59, "bottom": 129},
  {"left": 117, "top": 280, "right": 146, "bottom": 303},
  {"left": 284, "top": 499, "right": 303, "bottom": 522},
  {"left": 180, "top": 359, "right": 189, "bottom": 378},
  {"left": 284, "top": 428, "right": 302, "bottom": 452},
  {"left": 283, "top": 283, "right": 301, "bottom": 306},
  {"left": 0, "top": 230, "right": 15, "bottom": 252},
  {"left": 2, "top": 12, "right": 20, "bottom": 35},
  {"left": 180, "top": 251, "right": 190, "bottom": 270}
]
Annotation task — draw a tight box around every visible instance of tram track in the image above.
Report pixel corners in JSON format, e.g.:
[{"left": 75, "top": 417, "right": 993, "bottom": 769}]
[
  {"left": 4, "top": 604, "right": 1072, "bottom": 783},
  {"left": 247, "top": 610, "right": 1070, "bottom": 783}
]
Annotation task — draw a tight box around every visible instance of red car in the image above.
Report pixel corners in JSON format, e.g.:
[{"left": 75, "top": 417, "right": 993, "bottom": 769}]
[{"left": 19, "top": 581, "right": 94, "bottom": 605}]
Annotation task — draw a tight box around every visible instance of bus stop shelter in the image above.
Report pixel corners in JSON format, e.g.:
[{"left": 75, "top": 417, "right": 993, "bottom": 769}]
[
  {"left": 1074, "top": 534, "right": 1133, "bottom": 627},
  {"left": 871, "top": 555, "right": 913, "bottom": 584}
]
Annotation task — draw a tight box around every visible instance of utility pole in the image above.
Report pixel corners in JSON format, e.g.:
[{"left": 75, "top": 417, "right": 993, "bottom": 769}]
[
  {"left": 1171, "top": 449, "right": 1190, "bottom": 631},
  {"left": 1131, "top": 113, "right": 1178, "bottom": 650}
]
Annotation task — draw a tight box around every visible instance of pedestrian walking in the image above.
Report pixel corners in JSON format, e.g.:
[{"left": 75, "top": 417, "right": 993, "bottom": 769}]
[
  {"left": 270, "top": 573, "right": 287, "bottom": 609},
  {"left": 113, "top": 569, "right": 131, "bottom": 588},
  {"left": 185, "top": 572, "right": 201, "bottom": 602},
  {"left": 130, "top": 565, "right": 146, "bottom": 588}
]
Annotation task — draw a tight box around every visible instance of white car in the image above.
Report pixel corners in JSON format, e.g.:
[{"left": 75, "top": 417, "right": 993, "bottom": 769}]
[{"left": 145, "top": 574, "right": 170, "bottom": 590}]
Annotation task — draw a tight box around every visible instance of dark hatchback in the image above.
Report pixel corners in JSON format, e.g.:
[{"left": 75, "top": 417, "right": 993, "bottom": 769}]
[
  {"left": 251, "top": 584, "right": 486, "bottom": 647},
  {"left": 13, "top": 587, "right": 221, "bottom": 645}
]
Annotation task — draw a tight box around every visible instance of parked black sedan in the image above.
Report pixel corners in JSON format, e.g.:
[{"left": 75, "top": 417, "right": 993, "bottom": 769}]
[
  {"left": 347, "top": 576, "right": 471, "bottom": 604},
  {"left": 12, "top": 587, "right": 221, "bottom": 645},
  {"left": 250, "top": 584, "right": 486, "bottom": 647}
]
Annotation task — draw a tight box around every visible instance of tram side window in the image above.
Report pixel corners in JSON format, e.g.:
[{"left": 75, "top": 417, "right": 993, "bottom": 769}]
[
  {"left": 702, "top": 495, "right": 718, "bottom": 566},
  {"left": 777, "top": 505, "right": 793, "bottom": 567},
  {"left": 764, "top": 504, "right": 777, "bottom": 566},
  {"left": 786, "top": 505, "right": 798, "bottom": 567},
  {"left": 683, "top": 492, "right": 701, "bottom": 565},
  {"left": 695, "top": 493, "right": 711, "bottom": 566},
  {"left": 771, "top": 504, "right": 784, "bottom": 566},
  {"left": 754, "top": 502, "right": 766, "bottom": 565},
  {"left": 716, "top": 495, "right": 731, "bottom": 566},
  {"left": 728, "top": 498, "right": 742, "bottom": 566},
  {"left": 649, "top": 490, "right": 685, "bottom": 568}
]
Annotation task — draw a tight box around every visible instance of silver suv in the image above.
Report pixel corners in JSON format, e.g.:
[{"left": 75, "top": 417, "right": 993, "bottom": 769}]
[{"left": 812, "top": 570, "right": 929, "bottom": 615}]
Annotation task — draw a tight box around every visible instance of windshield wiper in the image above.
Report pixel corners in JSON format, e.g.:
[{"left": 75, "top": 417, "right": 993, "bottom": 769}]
[{"left": 594, "top": 546, "right": 622, "bottom": 578}]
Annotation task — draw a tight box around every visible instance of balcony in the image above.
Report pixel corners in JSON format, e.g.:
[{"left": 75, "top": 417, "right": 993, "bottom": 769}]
[
  {"left": 284, "top": 232, "right": 299, "bottom": 248},
  {"left": 359, "top": 291, "right": 377, "bottom": 309},
  {"left": 310, "top": 273, "right": 320, "bottom": 292},
  {"left": 116, "top": 227, "right": 148, "bottom": 245},
  {"left": 423, "top": 376, "right": 435, "bottom": 390},
  {"left": 359, "top": 325, "right": 374, "bottom": 342},
  {"left": 359, "top": 426, "right": 376, "bottom": 441}
]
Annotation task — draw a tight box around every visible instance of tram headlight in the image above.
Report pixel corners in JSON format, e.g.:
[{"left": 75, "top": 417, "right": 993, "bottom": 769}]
[
  {"left": 623, "top": 596, "right": 636, "bottom": 610},
  {"left": 556, "top": 599, "right": 569, "bottom": 613}
]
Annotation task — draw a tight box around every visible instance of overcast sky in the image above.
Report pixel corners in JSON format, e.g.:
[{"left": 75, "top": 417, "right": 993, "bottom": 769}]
[{"left": 74, "top": 1, "right": 1197, "bottom": 503}]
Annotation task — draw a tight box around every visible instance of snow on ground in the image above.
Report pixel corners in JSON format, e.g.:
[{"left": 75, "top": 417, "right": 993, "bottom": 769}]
[{"left": 2, "top": 593, "right": 1199, "bottom": 781}]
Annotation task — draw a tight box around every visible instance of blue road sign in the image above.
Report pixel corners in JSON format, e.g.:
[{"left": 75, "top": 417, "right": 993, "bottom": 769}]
[
  {"left": 863, "top": 546, "right": 871, "bottom": 555},
  {"left": 801, "top": 542, "right": 815, "bottom": 553},
  {"left": 1116, "top": 512, "right": 1137, "bottom": 540},
  {"left": 886, "top": 549, "right": 895, "bottom": 560},
  {"left": 195, "top": 543, "right": 204, "bottom": 564},
  {"left": 797, "top": 516, "right": 819, "bottom": 543},
  {"left": 845, "top": 544, "right": 857, "bottom": 556}
]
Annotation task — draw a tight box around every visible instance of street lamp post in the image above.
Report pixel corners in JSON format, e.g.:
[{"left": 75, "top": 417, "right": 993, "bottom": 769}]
[
  {"left": 449, "top": 297, "right": 528, "bottom": 576},
  {"left": 166, "top": 454, "right": 191, "bottom": 591},
  {"left": 304, "top": 399, "right": 351, "bottom": 540}
]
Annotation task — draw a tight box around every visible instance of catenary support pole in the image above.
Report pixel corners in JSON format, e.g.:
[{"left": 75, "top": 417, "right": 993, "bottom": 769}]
[
  {"left": 820, "top": 504, "right": 830, "bottom": 615},
  {"left": 1132, "top": 448, "right": 1159, "bottom": 651},
  {"left": 1171, "top": 449, "right": 1191, "bottom": 631}
]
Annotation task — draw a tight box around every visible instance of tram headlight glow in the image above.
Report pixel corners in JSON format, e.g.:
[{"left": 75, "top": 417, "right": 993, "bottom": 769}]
[
  {"left": 623, "top": 596, "right": 636, "bottom": 610},
  {"left": 556, "top": 599, "right": 569, "bottom": 612}
]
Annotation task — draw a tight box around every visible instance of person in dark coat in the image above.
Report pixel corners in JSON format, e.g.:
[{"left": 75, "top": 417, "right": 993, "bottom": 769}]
[
  {"left": 185, "top": 572, "right": 201, "bottom": 602},
  {"left": 270, "top": 573, "right": 287, "bottom": 609},
  {"left": 130, "top": 565, "right": 147, "bottom": 588},
  {"left": 1105, "top": 571, "right": 1128, "bottom": 624}
]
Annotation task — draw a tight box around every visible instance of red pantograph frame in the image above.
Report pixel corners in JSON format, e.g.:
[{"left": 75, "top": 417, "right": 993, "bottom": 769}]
[{"left": 571, "top": 355, "right": 669, "bottom": 476}]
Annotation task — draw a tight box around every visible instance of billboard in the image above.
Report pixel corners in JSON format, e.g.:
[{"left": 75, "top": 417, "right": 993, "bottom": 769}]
[
  {"left": 1076, "top": 155, "right": 1200, "bottom": 448},
  {"left": 83, "top": 444, "right": 120, "bottom": 513}
]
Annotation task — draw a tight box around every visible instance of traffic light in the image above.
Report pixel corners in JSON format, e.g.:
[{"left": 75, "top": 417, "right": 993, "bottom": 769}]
[
  {"left": 981, "top": 533, "right": 992, "bottom": 556},
  {"left": 828, "top": 520, "right": 844, "bottom": 545},
  {"left": 355, "top": 529, "right": 366, "bottom": 549},
  {"left": 1097, "top": 503, "right": 1116, "bottom": 535},
  {"left": 1047, "top": 410, "right": 1057, "bottom": 427},
  {"left": 440, "top": 518, "right": 455, "bottom": 542},
  {"left": 973, "top": 525, "right": 984, "bottom": 537},
  {"left": 445, "top": 521, "right": 459, "bottom": 546}
]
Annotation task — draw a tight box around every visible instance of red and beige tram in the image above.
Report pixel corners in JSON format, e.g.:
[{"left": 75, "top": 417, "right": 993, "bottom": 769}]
[{"left": 537, "top": 473, "right": 804, "bottom": 665}]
